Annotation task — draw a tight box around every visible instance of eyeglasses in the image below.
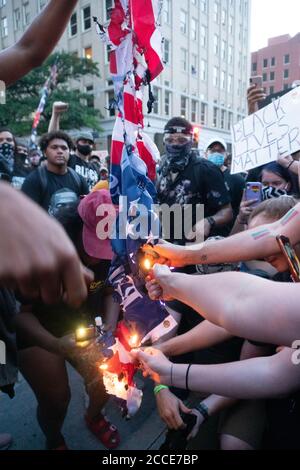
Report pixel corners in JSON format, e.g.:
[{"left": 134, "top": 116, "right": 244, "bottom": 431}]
[{"left": 164, "top": 135, "right": 191, "bottom": 145}]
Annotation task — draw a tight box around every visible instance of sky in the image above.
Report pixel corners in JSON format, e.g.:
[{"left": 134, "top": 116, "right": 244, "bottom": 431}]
[{"left": 250, "top": 0, "right": 299, "bottom": 51}]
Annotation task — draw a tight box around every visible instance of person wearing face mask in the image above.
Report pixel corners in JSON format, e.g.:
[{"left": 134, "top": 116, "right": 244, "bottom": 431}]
[
  {"left": 68, "top": 132, "right": 100, "bottom": 192},
  {"left": 259, "top": 162, "right": 295, "bottom": 199},
  {"left": 0, "top": 128, "right": 16, "bottom": 183},
  {"left": 157, "top": 118, "right": 232, "bottom": 245},
  {"left": 205, "top": 138, "right": 245, "bottom": 235}
]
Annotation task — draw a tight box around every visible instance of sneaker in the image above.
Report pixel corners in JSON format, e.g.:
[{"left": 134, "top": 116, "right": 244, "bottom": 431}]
[{"left": 0, "top": 434, "right": 12, "bottom": 450}]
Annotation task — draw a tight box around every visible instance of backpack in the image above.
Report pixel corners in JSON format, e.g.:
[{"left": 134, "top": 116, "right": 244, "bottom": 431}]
[{"left": 38, "top": 165, "right": 82, "bottom": 196}]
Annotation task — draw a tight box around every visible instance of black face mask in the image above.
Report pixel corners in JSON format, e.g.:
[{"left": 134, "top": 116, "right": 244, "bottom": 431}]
[
  {"left": 77, "top": 144, "right": 92, "bottom": 156},
  {"left": 0, "top": 143, "right": 14, "bottom": 174},
  {"left": 165, "top": 141, "right": 193, "bottom": 172}
]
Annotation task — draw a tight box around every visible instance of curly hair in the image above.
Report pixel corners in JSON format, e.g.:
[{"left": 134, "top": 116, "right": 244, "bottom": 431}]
[{"left": 39, "top": 131, "right": 74, "bottom": 152}]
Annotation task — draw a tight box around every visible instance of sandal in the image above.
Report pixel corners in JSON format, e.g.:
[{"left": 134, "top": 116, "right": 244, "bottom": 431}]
[{"left": 85, "top": 414, "right": 120, "bottom": 449}]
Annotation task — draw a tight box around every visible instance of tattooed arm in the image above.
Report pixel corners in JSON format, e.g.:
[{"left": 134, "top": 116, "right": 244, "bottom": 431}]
[{"left": 146, "top": 204, "right": 300, "bottom": 267}]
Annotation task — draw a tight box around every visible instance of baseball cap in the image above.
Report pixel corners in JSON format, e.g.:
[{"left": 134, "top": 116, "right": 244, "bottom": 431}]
[
  {"left": 76, "top": 131, "right": 94, "bottom": 144},
  {"left": 206, "top": 137, "right": 227, "bottom": 152},
  {"left": 78, "top": 190, "right": 117, "bottom": 260}
]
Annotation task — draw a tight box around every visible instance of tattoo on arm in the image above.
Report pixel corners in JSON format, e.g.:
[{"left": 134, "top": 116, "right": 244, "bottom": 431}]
[
  {"left": 280, "top": 208, "right": 299, "bottom": 227},
  {"left": 251, "top": 228, "right": 272, "bottom": 241}
]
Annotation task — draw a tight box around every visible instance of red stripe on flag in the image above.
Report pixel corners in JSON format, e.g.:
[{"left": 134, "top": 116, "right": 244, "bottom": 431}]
[
  {"left": 111, "top": 140, "right": 124, "bottom": 165},
  {"left": 131, "top": 0, "right": 163, "bottom": 80},
  {"left": 136, "top": 140, "right": 156, "bottom": 181},
  {"left": 124, "top": 91, "right": 140, "bottom": 125}
]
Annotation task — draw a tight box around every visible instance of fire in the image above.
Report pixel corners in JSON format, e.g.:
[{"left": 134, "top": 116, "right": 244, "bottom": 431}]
[
  {"left": 75, "top": 327, "right": 87, "bottom": 341},
  {"left": 143, "top": 258, "right": 152, "bottom": 271},
  {"left": 128, "top": 334, "right": 139, "bottom": 348}
]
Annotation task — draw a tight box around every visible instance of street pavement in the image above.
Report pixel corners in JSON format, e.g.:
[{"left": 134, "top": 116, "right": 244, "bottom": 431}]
[{"left": 0, "top": 364, "right": 166, "bottom": 451}]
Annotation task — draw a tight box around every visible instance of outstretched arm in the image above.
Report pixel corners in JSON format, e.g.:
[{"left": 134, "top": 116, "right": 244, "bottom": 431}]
[
  {"left": 132, "top": 347, "right": 300, "bottom": 399},
  {"left": 158, "top": 320, "right": 232, "bottom": 357},
  {"left": 0, "top": 0, "right": 78, "bottom": 85},
  {"left": 144, "top": 203, "right": 300, "bottom": 267},
  {"left": 148, "top": 265, "right": 300, "bottom": 346}
]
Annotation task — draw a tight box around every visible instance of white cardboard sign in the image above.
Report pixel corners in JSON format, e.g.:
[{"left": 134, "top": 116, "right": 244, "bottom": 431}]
[{"left": 231, "top": 87, "right": 300, "bottom": 174}]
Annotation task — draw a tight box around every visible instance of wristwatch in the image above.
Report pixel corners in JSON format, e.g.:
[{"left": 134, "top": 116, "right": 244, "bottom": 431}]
[
  {"left": 206, "top": 216, "right": 216, "bottom": 230},
  {"left": 195, "top": 402, "right": 210, "bottom": 422}
]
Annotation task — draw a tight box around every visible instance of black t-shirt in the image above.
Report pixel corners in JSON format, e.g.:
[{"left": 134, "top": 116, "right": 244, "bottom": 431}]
[
  {"left": 22, "top": 167, "right": 88, "bottom": 212},
  {"left": 68, "top": 154, "right": 100, "bottom": 192},
  {"left": 157, "top": 153, "right": 231, "bottom": 243},
  {"left": 0, "top": 289, "right": 18, "bottom": 392}
]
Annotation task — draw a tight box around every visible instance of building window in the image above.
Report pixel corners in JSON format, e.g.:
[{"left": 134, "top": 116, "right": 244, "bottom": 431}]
[
  {"left": 105, "top": 0, "right": 114, "bottom": 19},
  {"left": 153, "top": 87, "right": 160, "bottom": 115},
  {"left": 271, "top": 57, "right": 276, "bottom": 67},
  {"left": 0, "top": 0, "right": 7, "bottom": 6},
  {"left": 221, "top": 71, "right": 226, "bottom": 90},
  {"left": 163, "top": 39, "right": 170, "bottom": 65},
  {"left": 191, "top": 100, "right": 198, "bottom": 122},
  {"left": 39, "top": 0, "right": 46, "bottom": 11},
  {"left": 252, "top": 62, "right": 257, "bottom": 72},
  {"left": 191, "top": 18, "right": 197, "bottom": 41},
  {"left": 213, "top": 107, "right": 219, "bottom": 128},
  {"left": 228, "top": 112, "right": 233, "bottom": 130},
  {"left": 200, "top": 59, "right": 207, "bottom": 81},
  {"left": 221, "top": 110, "right": 226, "bottom": 129},
  {"left": 163, "top": 0, "right": 171, "bottom": 24},
  {"left": 200, "top": 25, "right": 207, "bottom": 47},
  {"left": 283, "top": 83, "right": 290, "bottom": 91},
  {"left": 270, "top": 71, "right": 275, "bottom": 81},
  {"left": 213, "top": 67, "right": 219, "bottom": 87},
  {"left": 214, "top": 34, "right": 219, "bottom": 56},
  {"left": 181, "top": 96, "right": 187, "bottom": 117},
  {"left": 22, "top": 2, "right": 30, "bottom": 26},
  {"left": 86, "top": 85, "right": 94, "bottom": 108},
  {"left": 214, "top": 2, "right": 219, "bottom": 23},
  {"left": 269, "top": 86, "right": 274, "bottom": 94},
  {"left": 221, "top": 9, "right": 226, "bottom": 25},
  {"left": 263, "top": 58, "right": 268, "bottom": 68},
  {"left": 107, "top": 89, "right": 115, "bottom": 117},
  {"left": 181, "top": 48, "right": 187, "bottom": 72},
  {"left": 221, "top": 40, "right": 226, "bottom": 60},
  {"left": 228, "top": 75, "right": 233, "bottom": 93},
  {"left": 69, "top": 12, "right": 78, "bottom": 37},
  {"left": 284, "top": 54, "right": 290, "bottom": 64},
  {"left": 191, "top": 54, "right": 197, "bottom": 75},
  {"left": 263, "top": 73, "right": 267, "bottom": 82},
  {"left": 82, "top": 5, "right": 91, "bottom": 31},
  {"left": 84, "top": 46, "right": 93, "bottom": 60},
  {"left": 165, "top": 91, "right": 171, "bottom": 116},
  {"left": 14, "top": 8, "right": 21, "bottom": 31},
  {"left": 180, "top": 10, "right": 187, "bottom": 35},
  {"left": 191, "top": 0, "right": 197, "bottom": 5},
  {"left": 284, "top": 69, "right": 289, "bottom": 79},
  {"left": 1, "top": 16, "right": 7, "bottom": 38},
  {"left": 200, "top": 103, "right": 207, "bottom": 125},
  {"left": 229, "top": 16, "right": 233, "bottom": 34},
  {"left": 228, "top": 45, "right": 233, "bottom": 65},
  {"left": 200, "top": 0, "right": 207, "bottom": 13}
]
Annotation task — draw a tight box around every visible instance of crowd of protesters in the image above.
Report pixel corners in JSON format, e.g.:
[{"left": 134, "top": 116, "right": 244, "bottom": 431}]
[{"left": 1, "top": 0, "right": 300, "bottom": 453}]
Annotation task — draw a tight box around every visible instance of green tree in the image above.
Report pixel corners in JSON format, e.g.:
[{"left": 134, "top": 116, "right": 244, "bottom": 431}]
[{"left": 0, "top": 52, "right": 102, "bottom": 136}]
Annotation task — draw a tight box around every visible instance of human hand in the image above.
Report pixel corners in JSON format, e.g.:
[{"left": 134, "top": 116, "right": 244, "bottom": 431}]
[
  {"left": 142, "top": 240, "right": 186, "bottom": 268},
  {"left": 130, "top": 347, "right": 172, "bottom": 385},
  {"left": 146, "top": 264, "right": 175, "bottom": 301},
  {"left": 52, "top": 101, "right": 69, "bottom": 115},
  {"left": 156, "top": 388, "right": 192, "bottom": 430},
  {"left": 237, "top": 197, "right": 256, "bottom": 224},
  {"left": 247, "top": 84, "right": 266, "bottom": 115},
  {"left": 0, "top": 184, "right": 93, "bottom": 307},
  {"left": 277, "top": 153, "right": 296, "bottom": 170}
]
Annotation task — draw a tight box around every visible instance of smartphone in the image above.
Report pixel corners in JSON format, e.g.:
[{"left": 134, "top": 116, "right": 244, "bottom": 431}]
[
  {"left": 250, "top": 75, "right": 263, "bottom": 88},
  {"left": 245, "top": 182, "right": 263, "bottom": 207},
  {"left": 276, "top": 235, "right": 300, "bottom": 283}
]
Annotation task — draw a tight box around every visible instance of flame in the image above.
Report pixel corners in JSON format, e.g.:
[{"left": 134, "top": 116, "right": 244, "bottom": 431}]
[
  {"left": 128, "top": 334, "right": 139, "bottom": 348},
  {"left": 99, "top": 363, "right": 108, "bottom": 371},
  {"left": 143, "top": 258, "right": 152, "bottom": 271},
  {"left": 75, "top": 327, "right": 87, "bottom": 341}
]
